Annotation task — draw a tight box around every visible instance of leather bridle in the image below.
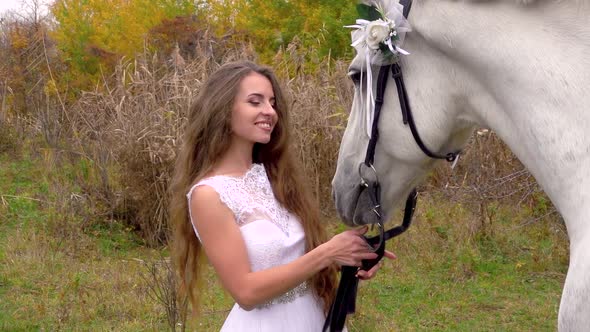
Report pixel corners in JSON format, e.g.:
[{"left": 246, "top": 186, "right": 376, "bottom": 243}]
[{"left": 324, "top": 1, "right": 460, "bottom": 330}]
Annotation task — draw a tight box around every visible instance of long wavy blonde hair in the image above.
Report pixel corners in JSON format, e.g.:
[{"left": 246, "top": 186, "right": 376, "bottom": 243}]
[{"left": 169, "top": 60, "right": 337, "bottom": 314}]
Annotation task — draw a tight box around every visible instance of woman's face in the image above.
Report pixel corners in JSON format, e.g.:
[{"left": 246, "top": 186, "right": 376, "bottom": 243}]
[{"left": 230, "top": 72, "right": 278, "bottom": 146}]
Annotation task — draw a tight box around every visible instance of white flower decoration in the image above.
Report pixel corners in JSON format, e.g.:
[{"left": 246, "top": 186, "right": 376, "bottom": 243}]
[
  {"left": 345, "top": 0, "right": 412, "bottom": 138},
  {"left": 345, "top": 1, "right": 411, "bottom": 62},
  {"left": 366, "top": 19, "right": 393, "bottom": 50}
]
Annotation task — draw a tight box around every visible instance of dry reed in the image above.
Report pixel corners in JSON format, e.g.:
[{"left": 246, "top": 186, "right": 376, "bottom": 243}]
[{"left": 58, "top": 35, "right": 553, "bottom": 245}]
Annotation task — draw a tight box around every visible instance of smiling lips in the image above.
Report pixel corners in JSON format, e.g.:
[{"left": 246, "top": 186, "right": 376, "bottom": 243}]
[{"left": 255, "top": 121, "right": 272, "bottom": 131}]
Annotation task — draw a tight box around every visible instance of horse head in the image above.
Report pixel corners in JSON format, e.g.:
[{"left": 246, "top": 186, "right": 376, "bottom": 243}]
[
  {"left": 332, "top": 1, "right": 590, "bottom": 329},
  {"left": 333, "top": 0, "right": 590, "bottom": 227},
  {"left": 332, "top": 23, "right": 477, "bottom": 226}
]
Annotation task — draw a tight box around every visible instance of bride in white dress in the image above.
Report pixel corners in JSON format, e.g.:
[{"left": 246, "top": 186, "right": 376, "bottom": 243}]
[{"left": 169, "top": 61, "right": 388, "bottom": 331}]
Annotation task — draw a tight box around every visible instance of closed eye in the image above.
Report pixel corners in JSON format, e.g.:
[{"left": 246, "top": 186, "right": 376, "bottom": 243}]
[
  {"left": 247, "top": 100, "right": 277, "bottom": 111},
  {"left": 348, "top": 71, "right": 362, "bottom": 86}
]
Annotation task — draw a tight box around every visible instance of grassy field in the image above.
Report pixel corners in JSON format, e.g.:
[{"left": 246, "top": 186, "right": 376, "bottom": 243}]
[{"left": 0, "top": 149, "right": 568, "bottom": 331}]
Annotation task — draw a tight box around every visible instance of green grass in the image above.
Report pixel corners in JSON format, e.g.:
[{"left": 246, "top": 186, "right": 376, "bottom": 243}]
[
  {"left": 345, "top": 198, "right": 567, "bottom": 331},
  {"left": 349, "top": 251, "right": 562, "bottom": 331},
  {"left": 0, "top": 151, "right": 568, "bottom": 331},
  {"left": 0, "top": 152, "right": 170, "bottom": 330}
]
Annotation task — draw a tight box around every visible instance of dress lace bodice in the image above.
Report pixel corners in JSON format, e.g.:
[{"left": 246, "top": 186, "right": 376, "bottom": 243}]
[
  {"left": 187, "top": 164, "right": 292, "bottom": 237},
  {"left": 186, "top": 163, "right": 309, "bottom": 309}
]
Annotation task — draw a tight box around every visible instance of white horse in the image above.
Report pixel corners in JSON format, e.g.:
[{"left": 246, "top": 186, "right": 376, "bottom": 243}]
[{"left": 332, "top": 1, "right": 590, "bottom": 330}]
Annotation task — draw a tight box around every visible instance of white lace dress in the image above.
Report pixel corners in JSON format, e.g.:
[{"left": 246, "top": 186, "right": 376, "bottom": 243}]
[{"left": 187, "top": 163, "right": 327, "bottom": 331}]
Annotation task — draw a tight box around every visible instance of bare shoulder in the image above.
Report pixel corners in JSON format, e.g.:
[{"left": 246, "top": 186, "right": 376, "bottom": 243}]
[
  {"left": 189, "top": 184, "right": 233, "bottom": 218},
  {"left": 189, "top": 184, "right": 221, "bottom": 207},
  {"left": 188, "top": 184, "right": 237, "bottom": 240},
  {"left": 188, "top": 184, "right": 248, "bottom": 279}
]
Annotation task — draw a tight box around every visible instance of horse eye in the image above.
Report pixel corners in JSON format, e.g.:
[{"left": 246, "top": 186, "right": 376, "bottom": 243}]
[{"left": 349, "top": 72, "right": 361, "bottom": 85}]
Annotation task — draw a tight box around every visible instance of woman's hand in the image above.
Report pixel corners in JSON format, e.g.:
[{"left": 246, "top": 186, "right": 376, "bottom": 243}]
[
  {"left": 322, "top": 226, "right": 379, "bottom": 267},
  {"left": 356, "top": 250, "right": 396, "bottom": 280}
]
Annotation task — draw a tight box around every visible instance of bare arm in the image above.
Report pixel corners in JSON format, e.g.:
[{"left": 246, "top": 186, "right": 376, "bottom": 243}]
[{"left": 190, "top": 185, "right": 377, "bottom": 310}]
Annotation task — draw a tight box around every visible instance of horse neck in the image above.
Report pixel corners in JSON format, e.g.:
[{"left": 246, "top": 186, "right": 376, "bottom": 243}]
[
  {"left": 413, "top": 0, "right": 590, "bottom": 243},
  {"left": 480, "top": 91, "right": 590, "bottom": 244}
]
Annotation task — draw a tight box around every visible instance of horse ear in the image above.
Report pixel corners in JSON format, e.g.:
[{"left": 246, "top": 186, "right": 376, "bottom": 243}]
[{"left": 356, "top": 3, "right": 382, "bottom": 21}]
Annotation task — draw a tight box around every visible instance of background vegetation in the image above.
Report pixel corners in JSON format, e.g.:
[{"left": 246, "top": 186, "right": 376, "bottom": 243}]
[{"left": 1, "top": 0, "right": 568, "bottom": 330}]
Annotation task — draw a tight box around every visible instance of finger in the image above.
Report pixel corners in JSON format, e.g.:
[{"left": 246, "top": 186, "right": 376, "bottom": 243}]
[
  {"left": 366, "top": 263, "right": 380, "bottom": 275},
  {"left": 383, "top": 250, "right": 397, "bottom": 260},
  {"left": 354, "top": 242, "right": 374, "bottom": 253},
  {"left": 356, "top": 269, "right": 374, "bottom": 280},
  {"left": 352, "top": 236, "right": 368, "bottom": 246},
  {"left": 358, "top": 252, "right": 378, "bottom": 261},
  {"left": 354, "top": 226, "right": 369, "bottom": 235},
  {"left": 345, "top": 258, "right": 363, "bottom": 267}
]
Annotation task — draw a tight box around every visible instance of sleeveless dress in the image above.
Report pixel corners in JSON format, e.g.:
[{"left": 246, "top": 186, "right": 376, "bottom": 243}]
[{"left": 187, "top": 163, "right": 328, "bottom": 331}]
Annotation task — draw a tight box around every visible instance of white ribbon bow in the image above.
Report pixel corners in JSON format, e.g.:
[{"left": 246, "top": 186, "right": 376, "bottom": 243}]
[{"left": 346, "top": 0, "right": 412, "bottom": 138}]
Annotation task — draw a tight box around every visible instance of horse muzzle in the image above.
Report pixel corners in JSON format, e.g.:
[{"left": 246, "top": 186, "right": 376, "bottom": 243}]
[{"left": 332, "top": 178, "right": 382, "bottom": 226}]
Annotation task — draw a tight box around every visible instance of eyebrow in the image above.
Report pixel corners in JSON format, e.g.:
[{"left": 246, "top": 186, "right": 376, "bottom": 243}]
[{"left": 247, "top": 93, "right": 275, "bottom": 100}]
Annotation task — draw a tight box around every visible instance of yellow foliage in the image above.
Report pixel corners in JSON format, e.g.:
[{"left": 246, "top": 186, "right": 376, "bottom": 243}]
[
  {"left": 9, "top": 29, "right": 29, "bottom": 50},
  {"left": 50, "top": 0, "right": 196, "bottom": 88},
  {"left": 43, "top": 80, "right": 59, "bottom": 98},
  {"left": 203, "top": 0, "right": 357, "bottom": 65}
]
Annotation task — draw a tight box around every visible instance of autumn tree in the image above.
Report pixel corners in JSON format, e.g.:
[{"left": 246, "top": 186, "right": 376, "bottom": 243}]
[
  {"left": 50, "top": 0, "right": 197, "bottom": 90},
  {"left": 204, "top": 0, "right": 357, "bottom": 64}
]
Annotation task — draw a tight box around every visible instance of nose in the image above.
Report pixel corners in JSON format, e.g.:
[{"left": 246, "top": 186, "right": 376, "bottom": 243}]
[
  {"left": 260, "top": 102, "right": 276, "bottom": 121},
  {"left": 262, "top": 101, "right": 276, "bottom": 115}
]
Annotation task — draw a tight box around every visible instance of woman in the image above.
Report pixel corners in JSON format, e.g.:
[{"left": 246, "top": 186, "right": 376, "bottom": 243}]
[{"left": 169, "top": 60, "right": 392, "bottom": 331}]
